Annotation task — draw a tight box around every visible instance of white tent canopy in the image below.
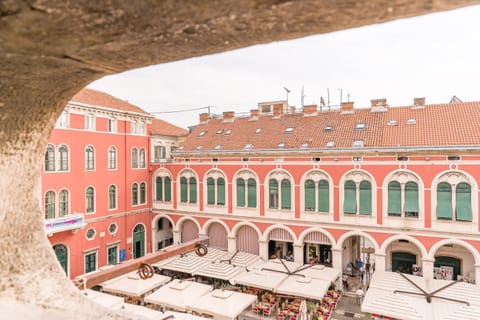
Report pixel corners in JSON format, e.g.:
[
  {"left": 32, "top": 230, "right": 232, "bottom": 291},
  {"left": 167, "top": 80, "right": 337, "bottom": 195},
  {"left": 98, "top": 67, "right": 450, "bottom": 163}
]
[
  {"left": 193, "top": 261, "right": 246, "bottom": 281},
  {"left": 145, "top": 279, "right": 213, "bottom": 312},
  {"left": 276, "top": 275, "right": 332, "bottom": 301},
  {"left": 362, "top": 271, "right": 480, "bottom": 320},
  {"left": 83, "top": 289, "right": 124, "bottom": 308},
  {"left": 113, "top": 303, "right": 165, "bottom": 319},
  {"left": 101, "top": 271, "right": 171, "bottom": 297},
  {"left": 187, "top": 289, "right": 257, "bottom": 320},
  {"left": 161, "top": 253, "right": 212, "bottom": 275},
  {"left": 232, "top": 266, "right": 288, "bottom": 291}
]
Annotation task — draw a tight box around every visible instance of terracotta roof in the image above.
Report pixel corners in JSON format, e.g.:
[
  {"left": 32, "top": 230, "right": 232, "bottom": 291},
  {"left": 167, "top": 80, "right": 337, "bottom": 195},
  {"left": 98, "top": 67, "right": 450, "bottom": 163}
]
[
  {"left": 71, "top": 88, "right": 151, "bottom": 115},
  {"left": 151, "top": 118, "right": 189, "bottom": 137},
  {"left": 178, "top": 101, "right": 480, "bottom": 153}
]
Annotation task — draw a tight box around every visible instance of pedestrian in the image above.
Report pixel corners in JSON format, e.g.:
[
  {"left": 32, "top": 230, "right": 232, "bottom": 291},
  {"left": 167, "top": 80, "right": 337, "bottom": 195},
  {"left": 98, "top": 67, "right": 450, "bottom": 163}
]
[{"left": 355, "top": 288, "right": 364, "bottom": 305}]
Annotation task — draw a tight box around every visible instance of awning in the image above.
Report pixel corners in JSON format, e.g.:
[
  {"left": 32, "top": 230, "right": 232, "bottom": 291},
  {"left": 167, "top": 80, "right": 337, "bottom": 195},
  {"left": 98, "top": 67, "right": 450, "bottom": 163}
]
[
  {"left": 101, "top": 271, "right": 171, "bottom": 297},
  {"left": 276, "top": 276, "right": 331, "bottom": 300},
  {"left": 144, "top": 279, "right": 213, "bottom": 312},
  {"left": 113, "top": 303, "right": 165, "bottom": 319},
  {"left": 362, "top": 271, "right": 480, "bottom": 320},
  {"left": 187, "top": 289, "right": 257, "bottom": 320},
  {"left": 161, "top": 253, "right": 212, "bottom": 274},
  {"left": 83, "top": 289, "right": 124, "bottom": 308}
]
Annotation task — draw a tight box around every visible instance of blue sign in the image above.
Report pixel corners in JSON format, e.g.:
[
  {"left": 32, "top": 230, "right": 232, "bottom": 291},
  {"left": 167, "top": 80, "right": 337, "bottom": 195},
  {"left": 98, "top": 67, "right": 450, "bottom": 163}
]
[{"left": 120, "top": 249, "right": 126, "bottom": 261}]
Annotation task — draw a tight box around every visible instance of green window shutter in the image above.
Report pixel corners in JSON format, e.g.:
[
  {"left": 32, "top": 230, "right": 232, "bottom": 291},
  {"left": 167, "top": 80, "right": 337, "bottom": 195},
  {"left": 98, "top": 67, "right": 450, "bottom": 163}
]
[
  {"left": 318, "top": 180, "right": 329, "bottom": 212},
  {"left": 269, "top": 179, "right": 279, "bottom": 209},
  {"left": 387, "top": 181, "right": 401, "bottom": 216},
  {"left": 189, "top": 177, "right": 197, "bottom": 203},
  {"left": 180, "top": 177, "right": 188, "bottom": 202},
  {"left": 281, "top": 179, "right": 291, "bottom": 209},
  {"left": 132, "top": 184, "right": 138, "bottom": 205},
  {"left": 247, "top": 178, "right": 257, "bottom": 208},
  {"left": 164, "top": 177, "right": 171, "bottom": 201},
  {"left": 217, "top": 178, "right": 225, "bottom": 205},
  {"left": 237, "top": 179, "right": 245, "bottom": 207},
  {"left": 359, "top": 181, "right": 372, "bottom": 215},
  {"left": 156, "top": 177, "right": 163, "bottom": 201},
  {"left": 437, "top": 182, "right": 452, "bottom": 220},
  {"left": 207, "top": 177, "right": 215, "bottom": 204},
  {"left": 304, "top": 180, "right": 315, "bottom": 211},
  {"left": 456, "top": 183, "right": 472, "bottom": 221},
  {"left": 404, "top": 181, "right": 419, "bottom": 216},
  {"left": 344, "top": 180, "right": 356, "bottom": 214}
]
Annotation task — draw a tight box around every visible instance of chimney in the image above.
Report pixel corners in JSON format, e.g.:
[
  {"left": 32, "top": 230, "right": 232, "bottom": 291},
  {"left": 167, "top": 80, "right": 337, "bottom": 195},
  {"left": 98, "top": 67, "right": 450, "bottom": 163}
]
[
  {"left": 370, "top": 98, "right": 387, "bottom": 107},
  {"left": 273, "top": 103, "right": 284, "bottom": 117},
  {"left": 341, "top": 101, "right": 354, "bottom": 110},
  {"left": 223, "top": 111, "right": 235, "bottom": 122},
  {"left": 250, "top": 109, "right": 259, "bottom": 117},
  {"left": 303, "top": 104, "right": 318, "bottom": 115},
  {"left": 413, "top": 97, "right": 425, "bottom": 107},
  {"left": 199, "top": 113, "right": 209, "bottom": 123}
]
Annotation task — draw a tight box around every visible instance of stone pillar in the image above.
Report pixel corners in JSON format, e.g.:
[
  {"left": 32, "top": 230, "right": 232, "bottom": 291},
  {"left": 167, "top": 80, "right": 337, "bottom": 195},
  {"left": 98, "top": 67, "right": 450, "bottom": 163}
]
[
  {"left": 332, "top": 248, "right": 343, "bottom": 270},
  {"left": 422, "top": 258, "right": 434, "bottom": 281},
  {"left": 173, "top": 230, "right": 181, "bottom": 245},
  {"left": 294, "top": 244, "right": 304, "bottom": 264},
  {"left": 374, "top": 253, "right": 386, "bottom": 272},
  {"left": 474, "top": 264, "right": 480, "bottom": 285},
  {"left": 227, "top": 236, "right": 236, "bottom": 253},
  {"left": 259, "top": 240, "right": 268, "bottom": 260}
]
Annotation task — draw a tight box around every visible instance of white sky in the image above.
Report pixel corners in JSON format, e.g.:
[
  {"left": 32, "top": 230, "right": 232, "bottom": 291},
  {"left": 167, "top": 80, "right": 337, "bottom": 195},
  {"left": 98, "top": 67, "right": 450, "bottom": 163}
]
[{"left": 88, "top": 5, "right": 480, "bottom": 129}]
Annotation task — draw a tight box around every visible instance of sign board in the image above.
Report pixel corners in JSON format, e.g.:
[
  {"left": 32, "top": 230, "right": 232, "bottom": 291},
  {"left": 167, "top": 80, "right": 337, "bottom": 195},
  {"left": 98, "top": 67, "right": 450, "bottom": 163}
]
[{"left": 361, "top": 247, "right": 375, "bottom": 253}]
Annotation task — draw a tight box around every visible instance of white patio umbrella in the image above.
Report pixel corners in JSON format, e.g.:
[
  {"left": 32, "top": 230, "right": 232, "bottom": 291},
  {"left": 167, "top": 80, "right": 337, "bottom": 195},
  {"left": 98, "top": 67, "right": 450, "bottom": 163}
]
[
  {"left": 113, "top": 303, "right": 165, "bottom": 319},
  {"left": 101, "top": 271, "right": 171, "bottom": 297},
  {"left": 83, "top": 289, "right": 124, "bottom": 308}
]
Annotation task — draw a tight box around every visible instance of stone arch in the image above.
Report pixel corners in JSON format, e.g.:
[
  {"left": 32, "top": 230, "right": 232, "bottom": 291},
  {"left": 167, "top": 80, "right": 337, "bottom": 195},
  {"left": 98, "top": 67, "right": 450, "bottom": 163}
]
[
  {"left": 176, "top": 217, "right": 200, "bottom": 243},
  {"left": 232, "top": 168, "right": 259, "bottom": 210},
  {"left": 297, "top": 227, "right": 336, "bottom": 247},
  {"left": 382, "top": 169, "right": 424, "bottom": 219},
  {"left": 230, "top": 221, "right": 262, "bottom": 238},
  {"left": 261, "top": 224, "right": 297, "bottom": 242},
  {"left": 265, "top": 168, "right": 295, "bottom": 211},
  {"left": 300, "top": 169, "right": 334, "bottom": 214},
  {"left": 339, "top": 169, "right": 377, "bottom": 217},
  {"left": 151, "top": 214, "right": 174, "bottom": 251},
  {"left": 232, "top": 222, "right": 262, "bottom": 255},
  {"left": 203, "top": 168, "right": 228, "bottom": 207},
  {"left": 335, "top": 230, "right": 380, "bottom": 252},
  {"left": 379, "top": 234, "right": 428, "bottom": 258},
  {"left": 428, "top": 238, "right": 480, "bottom": 265},
  {"left": 203, "top": 219, "right": 229, "bottom": 250}
]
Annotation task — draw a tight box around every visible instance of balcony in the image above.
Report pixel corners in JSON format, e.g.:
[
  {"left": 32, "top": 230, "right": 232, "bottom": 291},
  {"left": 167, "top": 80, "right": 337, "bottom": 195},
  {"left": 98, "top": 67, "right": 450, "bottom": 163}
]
[{"left": 44, "top": 213, "right": 86, "bottom": 235}]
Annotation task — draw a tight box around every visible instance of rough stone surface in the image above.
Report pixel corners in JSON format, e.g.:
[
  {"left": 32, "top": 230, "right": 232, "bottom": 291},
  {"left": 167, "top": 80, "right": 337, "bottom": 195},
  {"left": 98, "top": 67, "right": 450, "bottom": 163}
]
[{"left": 1, "top": 1, "right": 479, "bottom": 318}]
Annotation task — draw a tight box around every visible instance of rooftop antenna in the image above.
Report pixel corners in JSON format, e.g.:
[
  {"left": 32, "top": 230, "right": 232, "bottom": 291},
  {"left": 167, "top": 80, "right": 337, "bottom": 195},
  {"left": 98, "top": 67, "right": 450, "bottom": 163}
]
[
  {"left": 301, "top": 85, "right": 305, "bottom": 109},
  {"left": 347, "top": 94, "right": 351, "bottom": 102},
  {"left": 327, "top": 88, "right": 331, "bottom": 110},
  {"left": 283, "top": 87, "right": 290, "bottom": 105},
  {"left": 338, "top": 88, "right": 343, "bottom": 106}
]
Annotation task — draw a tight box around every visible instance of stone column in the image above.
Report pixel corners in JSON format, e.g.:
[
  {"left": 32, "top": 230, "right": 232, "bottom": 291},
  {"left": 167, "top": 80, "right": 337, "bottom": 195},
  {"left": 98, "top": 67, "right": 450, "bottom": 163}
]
[
  {"left": 173, "top": 230, "right": 181, "bottom": 245},
  {"left": 294, "top": 244, "right": 304, "bottom": 264},
  {"left": 259, "top": 240, "right": 268, "bottom": 260},
  {"left": 227, "top": 236, "right": 236, "bottom": 253},
  {"left": 332, "top": 248, "right": 343, "bottom": 270},
  {"left": 474, "top": 264, "right": 480, "bottom": 285},
  {"left": 422, "top": 257, "right": 435, "bottom": 281},
  {"left": 374, "top": 252, "right": 386, "bottom": 272}
]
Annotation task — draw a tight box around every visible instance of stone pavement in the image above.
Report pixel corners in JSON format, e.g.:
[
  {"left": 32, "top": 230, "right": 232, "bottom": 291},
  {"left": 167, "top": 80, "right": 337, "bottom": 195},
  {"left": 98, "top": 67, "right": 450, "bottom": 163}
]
[{"left": 330, "top": 271, "right": 371, "bottom": 320}]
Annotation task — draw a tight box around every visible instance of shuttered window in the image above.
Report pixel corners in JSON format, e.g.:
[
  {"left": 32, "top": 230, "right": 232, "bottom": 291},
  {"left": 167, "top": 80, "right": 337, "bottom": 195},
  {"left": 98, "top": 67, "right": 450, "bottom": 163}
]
[
  {"left": 281, "top": 179, "right": 291, "bottom": 210},
  {"left": 305, "top": 180, "right": 315, "bottom": 211},
  {"left": 359, "top": 181, "right": 372, "bottom": 215},
  {"left": 156, "top": 177, "right": 162, "bottom": 201},
  {"left": 318, "top": 180, "right": 329, "bottom": 212},
  {"left": 388, "top": 181, "right": 401, "bottom": 216},
  {"left": 456, "top": 183, "right": 472, "bottom": 221},
  {"left": 207, "top": 177, "right": 215, "bottom": 204},
  {"left": 237, "top": 179, "right": 245, "bottom": 207},
  {"left": 164, "top": 177, "right": 171, "bottom": 201},
  {"left": 180, "top": 177, "right": 188, "bottom": 202},
  {"left": 189, "top": 177, "right": 197, "bottom": 203},
  {"left": 344, "top": 180, "right": 356, "bottom": 214},
  {"left": 217, "top": 177, "right": 225, "bottom": 205},
  {"left": 404, "top": 181, "right": 419, "bottom": 216},
  {"left": 269, "top": 179, "right": 278, "bottom": 209},
  {"left": 247, "top": 178, "right": 257, "bottom": 208},
  {"left": 437, "top": 182, "right": 452, "bottom": 220}
]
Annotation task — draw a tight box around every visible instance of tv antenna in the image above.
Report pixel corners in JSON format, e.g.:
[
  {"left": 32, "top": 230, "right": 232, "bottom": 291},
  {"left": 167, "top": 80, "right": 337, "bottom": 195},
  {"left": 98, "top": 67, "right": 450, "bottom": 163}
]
[{"left": 283, "top": 87, "right": 290, "bottom": 104}]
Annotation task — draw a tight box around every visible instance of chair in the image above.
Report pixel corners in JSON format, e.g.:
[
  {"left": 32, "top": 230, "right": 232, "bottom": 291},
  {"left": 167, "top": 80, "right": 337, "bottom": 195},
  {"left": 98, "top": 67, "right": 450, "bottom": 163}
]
[{"left": 263, "top": 308, "right": 272, "bottom": 317}]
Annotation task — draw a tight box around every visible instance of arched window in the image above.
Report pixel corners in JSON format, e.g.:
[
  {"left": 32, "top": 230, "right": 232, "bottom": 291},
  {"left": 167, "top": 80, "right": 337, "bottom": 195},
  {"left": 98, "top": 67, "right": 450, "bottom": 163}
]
[
  {"left": 404, "top": 182, "right": 419, "bottom": 217},
  {"left": 164, "top": 177, "right": 172, "bottom": 201},
  {"left": 58, "top": 145, "right": 69, "bottom": 171},
  {"left": 59, "top": 189, "right": 69, "bottom": 217},
  {"left": 456, "top": 183, "right": 472, "bottom": 221},
  {"left": 156, "top": 177, "right": 163, "bottom": 201},
  {"left": 359, "top": 181, "right": 372, "bottom": 215},
  {"left": 139, "top": 148, "right": 146, "bottom": 168},
  {"left": 207, "top": 177, "right": 215, "bottom": 205},
  {"left": 281, "top": 179, "right": 291, "bottom": 209},
  {"left": 247, "top": 178, "right": 257, "bottom": 208},
  {"left": 304, "top": 178, "right": 329, "bottom": 212},
  {"left": 108, "top": 185, "right": 116, "bottom": 209},
  {"left": 236, "top": 175, "right": 257, "bottom": 208},
  {"left": 140, "top": 182, "right": 146, "bottom": 204},
  {"left": 343, "top": 180, "right": 356, "bottom": 214},
  {"left": 206, "top": 175, "right": 226, "bottom": 206},
  {"left": 85, "top": 145, "right": 94, "bottom": 170},
  {"left": 45, "top": 191, "right": 55, "bottom": 219},
  {"left": 237, "top": 179, "right": 245, "bottom": 207},
  {"left": 435, "top": 172, "right": 473, "bottom": 222},
  {"left": 269, "top": 179, "right": 279, "bottom": 209},
  {"left": 132, "top": 183, "right": 138, "bottom": 205},
  {"left": 217, "top": 177, "right": 225, "bottom": 205},
  {"left": 85, "top": 187, "right": 95, "bottom": 213},
  {"left": 108, "top": 147, "right": 117, "bottom": 169},
  {"left": 437, "top": 182, "right": 452, "bottom": 220},
  {"left": 45, "top": 144, "right": 55, "bottom": 171},
  {"left": 318, "top": 180, "right": 329, "bottom": 212},
  {"left": 189, "top": 177, "right": 197, "bottom": 203},
  {"left": 53, "top": 244, "right": 68, "bottom": 275},
  {"left": 388, "top": 181, "right": 401, "bottom": 216},
  {"left": 131, "top": 148, "right": 138, "bottom": 168},
  {"left": 180, "top": 177, "right": 188, "bottom": 202}
]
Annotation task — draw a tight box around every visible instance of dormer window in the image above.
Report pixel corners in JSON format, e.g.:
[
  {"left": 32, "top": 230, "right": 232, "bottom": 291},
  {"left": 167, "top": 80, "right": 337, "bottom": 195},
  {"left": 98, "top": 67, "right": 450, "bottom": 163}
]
[
  {"left": 407, "top": 119, "right": 417, "bottom": 125},
  {"left": 324, "top": 125, "right": 333, "bottom": 132},
  {"left": 178, "top": 146, "right": 184, "bottom": 150},
  {"left": 198, "top": 131, "right": 207, "bottom": 137},
  {"left": 301, "top": 142, "right": 309, "bottom": 149},
  {"left": 255, "top": 128, "right": 263, "bottom": 134},
  {"left": 278, "top": 143, "right": 285, "bottom": 149},
  {"left": 326, "top": 141, "right": 335, "bottom": 148},
  {"left": 352, "top": 140, "right": 364, "bottom": 148},
  {"left": 285, "top": 127, "right": 294, "bottom": 133},
  {"left": 244, "top": 143, "right": 253, "bottom": 150},
  {"left": 214, "top": 144, "right": 222, "bottom": 150},
  {"left": 355, "top": 123, "right": 366, "bottom": 130},
  {"left": 388, "top": 120, "right": 397, "bottom": 126},
  {"left": 224, "top": 129, "right": 232, "bottom": 135},
  {"left": 216, "top": 129, "right": 223, "bottom": 134},
  {"left": 196, "top": 146, "right": 203, "bottom": 151}
]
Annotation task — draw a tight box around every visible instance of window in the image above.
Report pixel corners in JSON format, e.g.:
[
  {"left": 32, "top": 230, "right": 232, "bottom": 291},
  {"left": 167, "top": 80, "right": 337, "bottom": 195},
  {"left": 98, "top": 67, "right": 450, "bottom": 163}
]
[
  {"left": 216, "top": 129, "right": 224, "bottom": 134},
  {"left": 140, "top": 182, "right": 146, "bottom": 204},
  {"left": 387, "top": 181, "right": 419, "bottom": 218},
  {"left": 108, "top": 246, "right": 118, "bottom": 265},
  {"left": 285, "top": 127, "right": 294, "bottom": 133},
  {"left": 179, "top": 173, "right": 197, "bottom": 204},
  {"left": 304, "top": 179, "right": 329, "bottom": 213},
  {"left": 154, "top": 145, "right": 166, "bottom": 161},
  {"left": 85, "top": 228, "right": 96, "bottom": 240},
  {"left": 45, "top": 191, "right": 55, "bottom": 219},
  {"left": 224, "top": 129, "right": 232, "bottom": 135},
  {"left": 301, "top": 142, "right": 309, "bottom": 149},
  {"left": 108, "top": 118, "right": 116, "bottom": 133},
  {"left": 206, "top": 175, "right": 226, "bottom": 206},
  {"left": 236, "top": 176, "right": 257, "bottom": 208},
  {"left": 324, "top": 125, "right": 333, "bottom": 131},
  {"left": 198, "top": 131, "right": 206, "bottom": 137},
  {"left": 268, "top": 174, "right": 291, "bottom": 210},
  {"left": 85, "top": 187, "right": 95, "bottom": 213},
  {"left": 189, "top": 177, "right": 197, "bottom": 203},
  {"left": 58, "top": 145, "right": 69, "bottom": 171},
  {"left": 326, "top": 141, "right": 335, "bottom": 148},
  {"left": 269, "top": 179, "right": 278, "bottom": 209},
  {"left": 164, "top": 177, "right": 171, "bottom": 201},
  {"left": 388, "top": 120, "right": 397, "bottom": 126},
  {"left": 436, "top": 181, "right": 472, "bottom": 222},
  {"left": 156, "top": 177, "right": 163, "bottom": 201},
  {"left": 278, "top": 143, "right": 285, "bottom": 149},
  {"left": 85, "top": 146, "right": 95, "bottom": 170},
  {"left": 255, "top": 128, "right": 262, "bottom": 134},
  {"left": 180, "top": 177, "right": 188, "bottom": 203},
  {"left": 84, "top": 251, "right": 97, "bottom": 273},
  {"left": 352, "top": 140, "right": 364, "bottom": 148},
  {"left": 447, "top": 156, "right": 460, "bottom": 161},
  {"left": 343, "top": 179, "right": 372, "bottom": 215},
  {"left": 244, "top": 143, "right": 253, "bottom": 150},
  {"left": 85, "top": 113, "right": 95, "bottom": 130},
  {"left": 214, "top": 144, "right": 222, "bottom": 150},
  {"left": 131, "top": 120, "right": 137, "bottom": 134},
  {"left": 131, "top": 148, "right": 138, "bottom": 168},
  {"left": 45, "top": 144, "right": 55, "bottom": 172},
  {"left": 196, "top": 145, "right": 203, "bottom": 151},
  {"left": 139, "top": 148, "right": 146, "bottom": 168},
  {"left": 132, "top": 183, "right": 138, "bottom": 205},
  {"left": 108, "top": 223, "right": 117, "bottom": 234},
  {"left": 108, "top": 185, "right": 116, "bottom": 209},
  {"left": 108, "top": 147, "right": 117, "bottom": 169},
  {"left": 407, "top": 119, "right": 417, "bottom": 125},
  {"left": 59, "top": 189, "right": 69, "bottom": 217},
  {"left": 56, "top": 111, "right": 69, "bottom": 128},
  {"left": 355, "top": 123, "right": 366, "bottom": 130},
  {"left": 139, "top": 121, "right": 146, "bottom": 135}
]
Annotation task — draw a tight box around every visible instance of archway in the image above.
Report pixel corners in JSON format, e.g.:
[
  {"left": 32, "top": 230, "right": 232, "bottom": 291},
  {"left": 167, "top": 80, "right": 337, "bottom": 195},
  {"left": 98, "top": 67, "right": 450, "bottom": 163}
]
[
  {"left": 266, "top": 227, "right": 294, "bottom": 261},
  {"left": 206, "top": 222, "right": 228, "bottom": 250},
  {"left": 384, "top": 238, "right": 424, "bottom": 275},
  {"left": 181, "top": 219, "right": 199, "bottom": 243},
  {"left": 236, "top": 225, "right": 259, "bottom": 255},
  {"left": 132, "top": 224, "right": 145, "bottom": 259},
  {"left": 433, "top": 243, "right": 475, "bottom": 281},
  {"left": 302, "top": 231, "right": 333, "bottom": 265},
  {"left": 53, "top": 244, "right": 68, "bottom": 276},
  {"left": 154, "top": 217, "right": 174, "bottom": 250}
]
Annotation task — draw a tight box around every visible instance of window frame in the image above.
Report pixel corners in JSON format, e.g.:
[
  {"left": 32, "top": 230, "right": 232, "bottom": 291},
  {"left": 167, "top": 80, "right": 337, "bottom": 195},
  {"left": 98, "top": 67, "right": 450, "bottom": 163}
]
[{"left": 85, "top": 186, "right": 95, "bottom": 214}]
